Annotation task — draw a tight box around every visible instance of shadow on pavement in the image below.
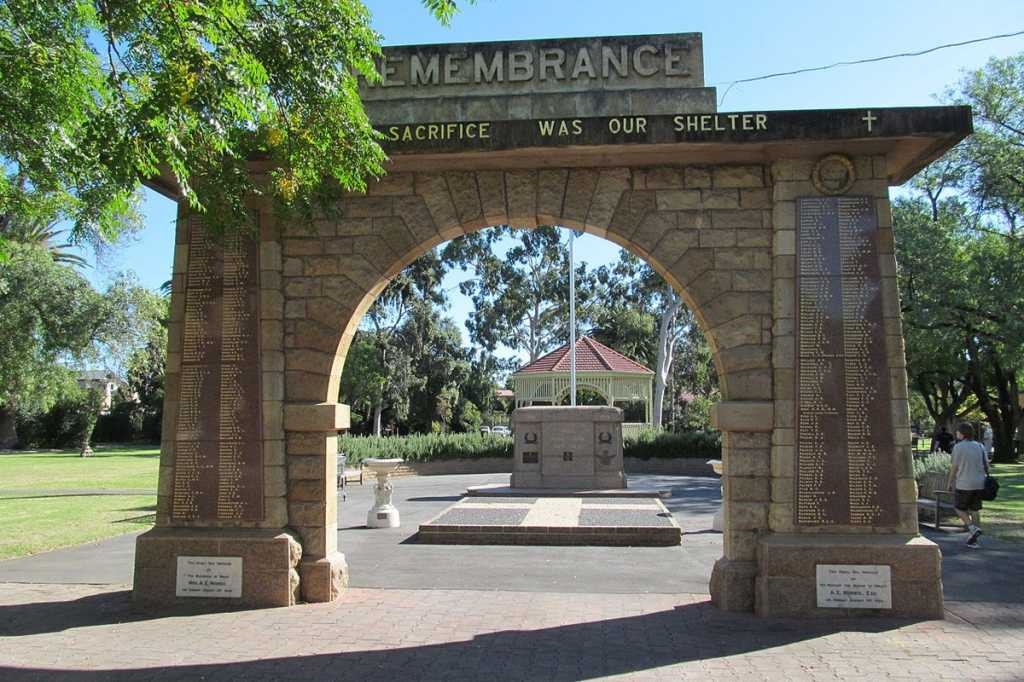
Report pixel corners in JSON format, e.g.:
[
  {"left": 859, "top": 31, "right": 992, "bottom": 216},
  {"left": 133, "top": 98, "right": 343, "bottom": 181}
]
[
  {"left": 923, "top": 527, "right": 1024, "bottom": 604},
  {"left": 0, "top": 595, "right": 922, "bottom": 681},
  {"left": 0, "top": 590, "right": 146, "bottom": 636},
  {"left": 405, "top": 495, "right": 463, "bottom": 502}
]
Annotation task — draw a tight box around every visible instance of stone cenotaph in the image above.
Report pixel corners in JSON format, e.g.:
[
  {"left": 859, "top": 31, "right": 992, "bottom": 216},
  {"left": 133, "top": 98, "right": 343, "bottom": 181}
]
[{"left": 511, "top": 406, "right": 626, "bottom": 490}]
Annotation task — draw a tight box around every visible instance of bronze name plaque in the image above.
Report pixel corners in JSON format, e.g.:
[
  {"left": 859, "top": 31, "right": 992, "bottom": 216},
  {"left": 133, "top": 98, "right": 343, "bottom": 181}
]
[
  {"left": 171, "top": 218, "right": 263, "bottom": 522},
  {"left": 795, "top": 197, "right": 897, "bottom": 526}
]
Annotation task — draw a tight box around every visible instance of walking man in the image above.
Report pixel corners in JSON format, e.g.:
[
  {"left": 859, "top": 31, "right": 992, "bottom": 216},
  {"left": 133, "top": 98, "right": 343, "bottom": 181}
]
[{"left": 947, "top": 422, "right": 989, "bottom": 548}]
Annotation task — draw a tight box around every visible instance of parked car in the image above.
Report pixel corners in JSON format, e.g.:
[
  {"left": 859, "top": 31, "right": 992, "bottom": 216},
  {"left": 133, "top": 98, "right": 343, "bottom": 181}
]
[
  {"left": 479, "top": 426, "right": 491, "bottom": 434},
  {"left": 491, "top": 425, "right": 511, "bottom": 437}
]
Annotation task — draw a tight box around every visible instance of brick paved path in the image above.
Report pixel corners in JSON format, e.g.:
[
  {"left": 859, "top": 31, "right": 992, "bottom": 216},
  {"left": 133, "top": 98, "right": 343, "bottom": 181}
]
[{"left": 2, "top": 583, "right": 1022, "bottom": 681}]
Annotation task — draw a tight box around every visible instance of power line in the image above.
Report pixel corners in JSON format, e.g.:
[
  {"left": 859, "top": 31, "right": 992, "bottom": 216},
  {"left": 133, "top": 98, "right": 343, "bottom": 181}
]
[{"left": 716, "top": 29, "right": 1024, "bottom": 106}]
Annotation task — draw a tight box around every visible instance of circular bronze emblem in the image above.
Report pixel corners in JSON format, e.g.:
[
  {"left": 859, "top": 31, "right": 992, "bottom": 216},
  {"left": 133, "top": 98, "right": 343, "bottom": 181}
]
[{"left": 811, "top": 154, "right": 856, "bottom": 196}]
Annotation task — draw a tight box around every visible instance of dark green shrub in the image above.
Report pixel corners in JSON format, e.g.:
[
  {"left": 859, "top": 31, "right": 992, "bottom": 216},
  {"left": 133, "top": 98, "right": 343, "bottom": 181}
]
[
  {"left": 339, "top": 432, "right": 513, "bottom": 463},
  {"left": 623, "top": 428, "right": 721, "bottom": 460},
  {"left": 338, "top": 428, "right": 721, "bottom": 463},
  {"left": 15, "top": 398, "right": 81, "bottom": 448},
  {"left": 913, "top": 452, "right": 951, "bottom": 482}
]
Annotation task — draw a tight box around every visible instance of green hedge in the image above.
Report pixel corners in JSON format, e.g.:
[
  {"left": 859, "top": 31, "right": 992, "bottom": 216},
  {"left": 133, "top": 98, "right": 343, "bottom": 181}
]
[
  {"left": 339, "top": 428, "right": 720, "bottom": 463},
  {"left": 339, "top": 432, "right": 513, "bottom": 463},
  {"left": 623, "top": 429, "right": 721, "bottom": 460},
  {"left": 913, "top": 452, "right": 951, "bottom": 481}
]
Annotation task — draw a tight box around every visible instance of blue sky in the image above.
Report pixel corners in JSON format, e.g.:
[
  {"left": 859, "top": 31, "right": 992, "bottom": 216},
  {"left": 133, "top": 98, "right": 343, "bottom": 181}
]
[{"left": 82, "top": 0, "right": 1024, "bottom": 360}]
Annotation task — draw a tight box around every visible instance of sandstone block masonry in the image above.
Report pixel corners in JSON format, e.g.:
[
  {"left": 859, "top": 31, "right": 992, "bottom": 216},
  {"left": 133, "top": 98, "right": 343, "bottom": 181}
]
[{"left": 138, "top": 154, "right": 955, "bottom": 619}]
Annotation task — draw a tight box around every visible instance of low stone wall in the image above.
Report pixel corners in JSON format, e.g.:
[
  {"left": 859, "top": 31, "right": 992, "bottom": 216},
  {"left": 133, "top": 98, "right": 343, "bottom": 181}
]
[
  {"left": 365, "top": 457, "right": 716, "bottom": 478},
  {"left": 625, "top": 457, "right": 716, "bottom": 476}
]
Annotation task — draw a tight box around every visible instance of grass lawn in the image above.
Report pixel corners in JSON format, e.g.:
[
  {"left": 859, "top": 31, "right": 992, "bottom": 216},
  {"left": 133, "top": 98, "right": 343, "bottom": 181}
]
[
  {"left": 0, "top": 446, "right": 159, "bottom": 560},
  {"left": 985, "top": 462, "right": 1024, "bottom": 543},
  {"left": 0, "top": 445, "right": 160, "bottom": 490}
]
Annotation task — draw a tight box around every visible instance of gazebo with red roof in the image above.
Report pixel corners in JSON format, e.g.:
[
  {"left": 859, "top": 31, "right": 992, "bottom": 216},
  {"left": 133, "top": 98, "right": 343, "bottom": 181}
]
[{"left": 510, "top": 336, "right": 654, "bottom": 434}]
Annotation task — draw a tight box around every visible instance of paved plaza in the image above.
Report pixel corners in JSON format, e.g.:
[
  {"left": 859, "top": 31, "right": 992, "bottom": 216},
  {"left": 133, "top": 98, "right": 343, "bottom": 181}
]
[{"left": 2, "top": 474, "right": 1023, "bottom": 680}]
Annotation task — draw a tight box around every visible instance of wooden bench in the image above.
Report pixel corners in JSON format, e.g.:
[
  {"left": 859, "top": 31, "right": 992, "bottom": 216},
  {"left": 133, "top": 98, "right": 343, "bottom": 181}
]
[{"left": 916, "top": 471, "right": 958, "bottom": 530}]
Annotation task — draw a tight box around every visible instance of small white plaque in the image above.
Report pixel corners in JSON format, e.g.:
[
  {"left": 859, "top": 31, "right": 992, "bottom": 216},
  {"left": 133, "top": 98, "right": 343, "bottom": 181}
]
[
  {"left": 175, "top": 556, "right": 243, "bottom": 598},
  {"left": 816, "top": 564, "right": 891, "bottom": 609}
]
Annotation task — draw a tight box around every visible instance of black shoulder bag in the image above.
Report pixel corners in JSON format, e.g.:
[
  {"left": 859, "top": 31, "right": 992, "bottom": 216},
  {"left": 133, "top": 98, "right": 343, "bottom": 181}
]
[{"left": 980, "top": 443, "right": 999, "bottom": 501}]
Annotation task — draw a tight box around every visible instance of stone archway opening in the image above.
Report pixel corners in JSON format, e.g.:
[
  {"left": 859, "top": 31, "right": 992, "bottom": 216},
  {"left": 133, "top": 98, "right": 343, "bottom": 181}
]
[
  {"left": 324, "top": 218, "right": 728, "bottom": 591},
  {"left": 280, "top": 166, "right": 773, "bottom": 608}
]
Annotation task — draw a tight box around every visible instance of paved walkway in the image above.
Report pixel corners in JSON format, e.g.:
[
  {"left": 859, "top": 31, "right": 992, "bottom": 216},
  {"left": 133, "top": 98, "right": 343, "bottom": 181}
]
[
  {"left": 2, "top": 584, "right": 1022, "bottom": 680},
  {"left": 1, "top": 474, "right": 1022, "bottom": 680}
]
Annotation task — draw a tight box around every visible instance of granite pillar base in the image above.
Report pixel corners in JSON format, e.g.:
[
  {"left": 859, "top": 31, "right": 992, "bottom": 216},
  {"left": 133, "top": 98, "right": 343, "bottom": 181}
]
[
  {"left": 299, "top": 552, "right": 349, "bottom": 603},
  {"left": 133, "top": 527, "right": 302, "bottom": 609},
  {"left": 709, "top": 557, "right": 757, "bottom": 612},
  {"left": 755, "top": 534, "right": 944, "bottom": 618}
]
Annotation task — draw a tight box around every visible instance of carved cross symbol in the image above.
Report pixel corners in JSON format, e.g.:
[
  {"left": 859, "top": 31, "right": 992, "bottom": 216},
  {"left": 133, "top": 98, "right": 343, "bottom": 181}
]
[{"left": 862, "top": 110, "right": 877, "bottom": 132}]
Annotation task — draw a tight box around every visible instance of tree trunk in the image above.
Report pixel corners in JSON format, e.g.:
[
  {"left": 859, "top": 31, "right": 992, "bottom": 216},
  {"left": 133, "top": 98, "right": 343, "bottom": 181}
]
[
  {"left": 373, "top": 402, "right": 383, "bottom": 437},
  {"left": 915, "top": 375, "right": 971, "bottom": 436},
  {"left": 0, "top": 406, "right": 17, "bottom": 450},
  {"left": 652, "top": 293, "right": 681, "bottom": 429},
  {"left": 964, "top": 338, "right": 1021, "bottom": 463}
]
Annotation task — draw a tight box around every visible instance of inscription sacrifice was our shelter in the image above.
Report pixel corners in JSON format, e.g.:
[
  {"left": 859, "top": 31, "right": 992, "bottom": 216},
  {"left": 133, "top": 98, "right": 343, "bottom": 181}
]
[
  {"left": 171, "top": 218, "right": 263, "bottom": 522},
  {"left": 795, "top": 197, "right": 898, "bottom": 526}
]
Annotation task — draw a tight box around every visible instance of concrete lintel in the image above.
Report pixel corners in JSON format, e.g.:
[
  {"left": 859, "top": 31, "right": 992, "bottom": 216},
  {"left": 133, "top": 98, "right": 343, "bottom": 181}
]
[{"left": 711, "top": 401, "right": 773, "bottom": 432}]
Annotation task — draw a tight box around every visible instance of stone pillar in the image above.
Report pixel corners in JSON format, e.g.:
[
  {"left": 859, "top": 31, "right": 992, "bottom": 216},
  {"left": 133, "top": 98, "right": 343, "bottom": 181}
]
[
  {"left": 283, "top": 402, "right": 350, "bottom": 602},
  {"left": 134, "top": 208, "right": 303, "bottom": 608},
  {"left": 709, "top": 401, "right": 773, "bottom": 612},
  {"left": 752, "top": 155, "right": 943, "bottom": 618}
]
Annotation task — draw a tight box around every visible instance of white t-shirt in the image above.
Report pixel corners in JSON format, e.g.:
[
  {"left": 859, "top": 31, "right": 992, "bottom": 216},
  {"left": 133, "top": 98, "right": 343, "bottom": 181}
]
[{"left": 952, "top": 440, "right": 988, "bottom": 491}]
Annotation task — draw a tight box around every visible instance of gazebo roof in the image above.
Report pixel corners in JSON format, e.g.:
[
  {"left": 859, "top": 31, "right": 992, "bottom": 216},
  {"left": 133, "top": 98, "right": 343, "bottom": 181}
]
[{"left": 514, "top": 336, "right": 653, "bottom": 375}]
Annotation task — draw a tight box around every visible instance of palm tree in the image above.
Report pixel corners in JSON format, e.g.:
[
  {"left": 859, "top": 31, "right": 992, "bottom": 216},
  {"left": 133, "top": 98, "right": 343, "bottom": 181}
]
[{"left": 1, "top": 217, "right": 89, "bottom": 268}]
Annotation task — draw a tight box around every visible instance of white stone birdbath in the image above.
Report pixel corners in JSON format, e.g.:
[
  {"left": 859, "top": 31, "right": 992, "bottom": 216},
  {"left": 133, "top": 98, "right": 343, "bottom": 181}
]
[
  {"left": 364, "top": 458, "right": 404, "bottom": 528},
  {"left": 707, "top": 459, "right": 724, "bottom": 533}
]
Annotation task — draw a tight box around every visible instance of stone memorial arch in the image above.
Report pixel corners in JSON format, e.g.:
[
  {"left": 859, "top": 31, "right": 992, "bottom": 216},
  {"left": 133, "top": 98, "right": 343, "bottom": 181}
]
[{"left": 137, "top": 33, "right": 971, "bottom": 617}]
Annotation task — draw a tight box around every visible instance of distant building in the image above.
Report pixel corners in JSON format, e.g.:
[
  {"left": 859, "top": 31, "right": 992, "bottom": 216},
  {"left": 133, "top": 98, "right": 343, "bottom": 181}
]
[
  {"left": 76, "top": 371, "right": 119, "bottom": 413},
  {"left": 510, "top": 336, "right": 654, "bottom": 436},
  {"left": 494, "top": 388, "right": 515, "bottom": 403}
]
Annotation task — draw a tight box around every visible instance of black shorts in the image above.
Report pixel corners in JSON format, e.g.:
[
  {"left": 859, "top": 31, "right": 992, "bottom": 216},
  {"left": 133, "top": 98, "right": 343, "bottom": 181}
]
[{"left": 955, "top": 489, "right": 984, "bottom": 512}]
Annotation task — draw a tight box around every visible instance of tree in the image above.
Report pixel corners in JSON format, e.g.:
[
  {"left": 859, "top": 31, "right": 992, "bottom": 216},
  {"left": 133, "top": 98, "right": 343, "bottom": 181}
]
[
  {"left": 359, "top": 251, "right": 446, "bottom": 435},
  {"left": 120, "top": 291, "right": 170, "bottom": 441},
  {"left": 893, "top": 195, "right": 976, "bottom": 432},
  {"left": 951, "top": 54, "right": 1024, "bottom": 233},
  {"left": 400, "top": 300, "right": 472, "bottom": 433},
  {"left": 447, "top": 226, "right": 588, "bottom": 363},
  {"left": 0, "top": 216, "right": 90, "bottom": 268},
  {"left": 948, "top": 53, "right": 1024, "bottom": 461},
  {"left": 0, "top": 246, "right": 137, "bottom": 447},
  {"left": 73, "top": 385, "right": 106, "bottom": 457},
  {"left": 670, "top": 308, "right": 719, "bottom": 430},
  {"left": 589, "top": 251, "right": 691, "bottom": 428},
  {"left": 0, "top": 0, "right": 465, "bottom": 260}
]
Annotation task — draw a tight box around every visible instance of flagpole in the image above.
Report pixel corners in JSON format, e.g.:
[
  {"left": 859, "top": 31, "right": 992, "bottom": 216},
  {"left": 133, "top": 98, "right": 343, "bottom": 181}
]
[{"left": 569, "top": 230, "right": 576, "bottom": 407}]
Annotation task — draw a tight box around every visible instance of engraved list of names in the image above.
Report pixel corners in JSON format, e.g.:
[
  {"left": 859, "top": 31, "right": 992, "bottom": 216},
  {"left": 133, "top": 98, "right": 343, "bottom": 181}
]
[
  {"left": 171, "top": 218, "right": 263, "bottom": 522},
  {"left": 795, "top": 197, "right": 897, "bottom": 526}
]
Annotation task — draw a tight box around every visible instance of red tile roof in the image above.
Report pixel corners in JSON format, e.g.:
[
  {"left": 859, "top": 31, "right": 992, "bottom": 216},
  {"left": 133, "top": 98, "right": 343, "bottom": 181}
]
[{"left": 515, "top": 336, "right": 653, "bottom": 375}]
